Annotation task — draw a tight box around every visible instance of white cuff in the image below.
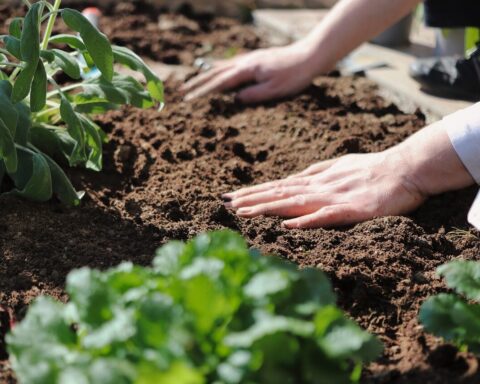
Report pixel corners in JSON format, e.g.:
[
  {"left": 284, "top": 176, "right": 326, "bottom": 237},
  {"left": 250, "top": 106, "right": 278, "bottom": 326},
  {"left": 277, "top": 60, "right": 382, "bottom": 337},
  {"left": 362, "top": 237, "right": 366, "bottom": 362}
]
[
  {"left": 444, "top": 102, "right": 480, "bottom": 184},
  {"left": 443, "top": 102, "right": 480, "bottom": 229}
]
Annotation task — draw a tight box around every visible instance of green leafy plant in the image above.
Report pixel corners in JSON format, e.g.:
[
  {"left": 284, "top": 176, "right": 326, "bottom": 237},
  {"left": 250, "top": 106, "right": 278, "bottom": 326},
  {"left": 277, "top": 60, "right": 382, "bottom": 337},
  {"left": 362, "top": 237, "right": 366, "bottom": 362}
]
[
  {"left": 420, "top": 260, "right": 480, "bottom": 353},
  {"left": 7, "top": 230, "right": 382, "bottom": 384},
  {"left": 0, "top": 0, "right": 163, "bottom": 205}
]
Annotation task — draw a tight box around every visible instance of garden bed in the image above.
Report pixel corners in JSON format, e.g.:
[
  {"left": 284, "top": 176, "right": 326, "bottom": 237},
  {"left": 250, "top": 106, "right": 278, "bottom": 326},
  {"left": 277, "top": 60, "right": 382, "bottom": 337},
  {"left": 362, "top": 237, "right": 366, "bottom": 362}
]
[{"left": 1, "top": 2, "right": 480, "bottom": 383}]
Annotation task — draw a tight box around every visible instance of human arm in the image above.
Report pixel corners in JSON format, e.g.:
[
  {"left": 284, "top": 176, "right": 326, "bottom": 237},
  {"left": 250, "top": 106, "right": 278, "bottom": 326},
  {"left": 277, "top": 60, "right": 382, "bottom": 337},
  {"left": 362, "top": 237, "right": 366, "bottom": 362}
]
[
  {"left": 224, "top": 116, "right": 476, "bottom": 229},
  {"left": 182, "top": 0, "right": 422, "bottom": 103}
]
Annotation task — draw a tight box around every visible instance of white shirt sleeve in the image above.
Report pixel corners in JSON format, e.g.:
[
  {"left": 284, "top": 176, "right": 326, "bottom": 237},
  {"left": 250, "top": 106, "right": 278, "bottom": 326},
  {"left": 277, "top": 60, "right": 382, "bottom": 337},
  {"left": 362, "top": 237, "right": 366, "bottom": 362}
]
[{"left": 443, "top": 102, "right": 480, "bottom": 229}]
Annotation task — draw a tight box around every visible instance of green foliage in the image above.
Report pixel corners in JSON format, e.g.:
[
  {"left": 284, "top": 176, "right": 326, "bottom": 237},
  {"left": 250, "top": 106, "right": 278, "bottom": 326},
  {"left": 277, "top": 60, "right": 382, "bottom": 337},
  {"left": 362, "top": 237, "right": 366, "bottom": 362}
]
[
  {"left": 419, "top": 260, "right": 480, "bottom": 353},
  {"left": 0, "top": 0, "right": 163, "bottom": 205},
  {"left": 7, "top": 231, "right": 382, "bottom": 384}
]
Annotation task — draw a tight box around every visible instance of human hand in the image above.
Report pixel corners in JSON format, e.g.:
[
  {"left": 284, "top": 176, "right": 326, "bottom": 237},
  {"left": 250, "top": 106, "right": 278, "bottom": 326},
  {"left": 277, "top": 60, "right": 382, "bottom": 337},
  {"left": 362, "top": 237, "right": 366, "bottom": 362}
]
[
  {"left": 223, "top": 123, "right": 475, "bottom": 229},
  {"left": 181, "top": 44, "right": 321, "bottom": 103},
  {"left": 224, "top": 152, "right": 427, "bottom": 229}
]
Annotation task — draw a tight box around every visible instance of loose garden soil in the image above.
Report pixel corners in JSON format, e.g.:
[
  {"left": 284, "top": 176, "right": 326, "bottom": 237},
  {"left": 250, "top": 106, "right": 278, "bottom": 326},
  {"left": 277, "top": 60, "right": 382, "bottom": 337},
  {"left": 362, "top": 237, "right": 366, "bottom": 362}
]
[{"left": 1, "top": 2, "right": 480, "bottom": 383}]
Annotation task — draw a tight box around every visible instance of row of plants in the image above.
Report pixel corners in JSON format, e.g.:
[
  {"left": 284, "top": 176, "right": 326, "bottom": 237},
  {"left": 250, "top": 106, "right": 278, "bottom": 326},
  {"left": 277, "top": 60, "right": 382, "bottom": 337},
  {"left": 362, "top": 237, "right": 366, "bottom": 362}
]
[
  {"left": 7, "top": 230, "right": 383, "bottom": 384},
  {"left": 0, "top": 0, "right": 163, "bottom": 205},
  {"left": 5, "top": 230, "right": 480, "bottom": 384},
  {"left": 6, "top": 229, "right": 480, "bottom": 384}
]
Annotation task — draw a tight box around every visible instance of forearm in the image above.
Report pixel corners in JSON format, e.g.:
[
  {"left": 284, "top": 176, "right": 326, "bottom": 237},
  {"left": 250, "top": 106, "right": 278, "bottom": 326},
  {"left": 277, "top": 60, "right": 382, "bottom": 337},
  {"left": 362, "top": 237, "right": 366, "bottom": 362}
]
[
  {"left": 297, "top": 0, "right": 422, "bottom": 75},
  {"left": 393, "top": 120, "right": 475, "bottom": 197}
]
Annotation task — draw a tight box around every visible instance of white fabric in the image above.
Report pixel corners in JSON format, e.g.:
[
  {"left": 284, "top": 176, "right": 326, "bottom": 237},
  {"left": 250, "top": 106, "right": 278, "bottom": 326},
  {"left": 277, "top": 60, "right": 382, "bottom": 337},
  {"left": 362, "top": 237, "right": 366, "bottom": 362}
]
[{"left": 444, "top": 102, "right": 480, "bottom": 229}]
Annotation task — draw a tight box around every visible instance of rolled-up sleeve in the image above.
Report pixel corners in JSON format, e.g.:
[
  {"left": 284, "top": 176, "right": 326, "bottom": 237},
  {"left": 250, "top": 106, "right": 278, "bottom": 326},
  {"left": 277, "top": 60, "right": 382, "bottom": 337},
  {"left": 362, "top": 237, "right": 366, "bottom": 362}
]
[{"left": 444, "top": 102, "right": 480, "bottom": 228}]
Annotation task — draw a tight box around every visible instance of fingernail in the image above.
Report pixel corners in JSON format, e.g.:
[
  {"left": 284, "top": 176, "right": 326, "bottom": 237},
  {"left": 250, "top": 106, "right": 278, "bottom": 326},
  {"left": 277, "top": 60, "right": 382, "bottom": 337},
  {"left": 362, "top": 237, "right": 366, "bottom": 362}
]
[
  {"left": 224, "top": 202, "right": 233, "bottom": 208},
  {"left": 237, "top": 208, "right": 252, "bottom": 215},
  {"left": 282, "top": 220, "right": 296, "bottom": 229},
  {"left": 222, "top": 193, "right": 234, "bottom": 201}
]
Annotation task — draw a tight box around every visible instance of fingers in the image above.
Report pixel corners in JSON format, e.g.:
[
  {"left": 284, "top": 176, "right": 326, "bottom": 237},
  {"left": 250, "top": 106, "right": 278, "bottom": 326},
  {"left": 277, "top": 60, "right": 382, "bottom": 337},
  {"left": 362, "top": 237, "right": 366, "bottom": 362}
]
[
  {"left": 235, "top": 194, "right": 336, "bottom": 218},
  {"left": 183, "top": 65, "right": 255, "bottom": 101},
  {"left": 289, "top": 159, "right": 338, "bottom": 178},
  {"left": 282, "top": 204, "right": 360, "bottom": 229},
  {"left": 181, "top": 64, "right": 231, "bottom": 95},
  {"left": 227, "top": 186, "right": 313, "bottom": 209},
  {"left": 237, "top": 80, "right": 279, "bottom": 104},
  {"left": 223, "top": 177, "right": 311, "bottom": 201}
]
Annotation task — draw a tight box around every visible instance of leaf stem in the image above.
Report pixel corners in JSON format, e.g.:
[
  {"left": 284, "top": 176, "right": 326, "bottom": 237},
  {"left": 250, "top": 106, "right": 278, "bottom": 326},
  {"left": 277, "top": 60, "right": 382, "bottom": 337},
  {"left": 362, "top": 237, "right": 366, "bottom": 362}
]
[
  {"left": 46, "top": 82, "right": 83, "bottom": 98},
  {"left": 41, "top": 10, "right": 61, "bottom": 23},
  {"left": 41, "top": 0, "right": 62, "bottom": 51},
  {"left": 0, "top": 63, "right": 23, "bottom": 69},
  {"left": 9, "top": 67, "right": 21, "bottom": 82}
]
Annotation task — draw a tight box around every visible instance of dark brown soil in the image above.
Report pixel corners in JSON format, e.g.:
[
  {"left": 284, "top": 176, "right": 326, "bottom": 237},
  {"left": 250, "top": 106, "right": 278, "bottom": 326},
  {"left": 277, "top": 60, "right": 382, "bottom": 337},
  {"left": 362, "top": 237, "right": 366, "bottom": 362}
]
[{"left": 1, "top": 3, "right": 480, "bottom": 384}]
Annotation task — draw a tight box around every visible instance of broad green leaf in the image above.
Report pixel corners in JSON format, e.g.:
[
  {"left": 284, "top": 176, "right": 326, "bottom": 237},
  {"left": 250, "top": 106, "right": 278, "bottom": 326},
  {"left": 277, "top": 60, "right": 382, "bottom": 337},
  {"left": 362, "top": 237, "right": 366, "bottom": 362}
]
[
  {"left": 7, "top": 146, "right": 52, "bottom": 202},
  {"left": 9, "top": 17, "right": 22, "bottom": 39},
  {"left": 4, "top": 36, "right": 21, "bottom": 60},
  {"left": 73, "top": 94, "right": 117, "bottom": 114},
  {"left": 79, "top": 116, "right": 102, "bottom": 171},
  {"left": 78, "top": 74, "right": 155, "bottom": 108},
  {"left": 314, "top": 306, "right": 344, "bottom": 337},
  {"left": 88, "top": 359, "right": 135, "bottom": 384},
  {"left": 244, "top": 270, "right": 291, "bottom": 300},
  {"left": 12, "top": 2, "right": 41, "bottom": 103},
  {"left": 82, "top": 51, "right": 95, "bottom": 67},
  {"left": 20, "top": 3, "right": 41, "bottom": 63},
  {"left": 29, "top": 124, "right": 75, "bottom": 160},
  {"left": 60, "top": 96, "right": 86, "bottom": 165},
  {"left": 0, "top": 81, "right": 19, "bottom": 135},
  {"left": 0, "top": 117, "right": 17, "bottom": 173},
  {"left": 42, "top": 152, "right": 83, "bottom": 206},
  {"left": 420, "top": 293, "right": 480, "bottom": 347},
  {"left": 136, "top": 361, "right": 204, "bottom": 384},
  {"left": 62, "top": 9, "right": 114, "bottom": 81},
  {"left": 225, "top": 315, "right": 315, "bottom": 348},
  {"left": 12, "top": 63, "right": 37, "bottom": 103},
  {"left": 112, "top": 45, "right": 164, "bottom": 102},
  {"left": 153, "top": 241, "right": 186, "bottom": 275},
  {"left": 82, "top": 309, "right": 136, "bottom": 349},
  {"left": 49, "top": 34, "right": 86, "bottom": 51},
  {"left": 6, "top": 296, "right": 76, "bottom": 356},
  {"left": 438, "top": 260, "right": 480, "bottom": 301},
  {"left": 50, "top": 48, "right": 81, "bottom": 79},
  {"left": 58, "top": 368, "right": 89, "bottom": 384},
  {"left": 40, "top": 50, "right": 55, "bottom": 63},
  {"left": 319, "top": 320, "right": 383, "bottom": 361},
  {"left": 66, "top": 268, "right": 114, "bottom": 326},
  {"left": 30, "top": 60, "right": 47, "bottom": 112},
  {"left": 13, "top": 102, "right": 31, "bottom": 145}
]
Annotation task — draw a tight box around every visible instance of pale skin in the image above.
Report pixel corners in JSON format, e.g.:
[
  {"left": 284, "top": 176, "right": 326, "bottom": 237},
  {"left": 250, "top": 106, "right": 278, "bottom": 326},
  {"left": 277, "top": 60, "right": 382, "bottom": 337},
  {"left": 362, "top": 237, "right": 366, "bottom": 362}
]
[{"left": 182, "top": 0, "right": 476, "bottom": 228}]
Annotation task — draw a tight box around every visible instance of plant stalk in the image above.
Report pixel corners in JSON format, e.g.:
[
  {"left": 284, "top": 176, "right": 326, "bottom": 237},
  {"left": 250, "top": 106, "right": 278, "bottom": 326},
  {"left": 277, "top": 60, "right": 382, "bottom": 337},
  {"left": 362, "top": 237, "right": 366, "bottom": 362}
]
[{"left": 41, "top": 0, "right": 62, "bottom": 50}]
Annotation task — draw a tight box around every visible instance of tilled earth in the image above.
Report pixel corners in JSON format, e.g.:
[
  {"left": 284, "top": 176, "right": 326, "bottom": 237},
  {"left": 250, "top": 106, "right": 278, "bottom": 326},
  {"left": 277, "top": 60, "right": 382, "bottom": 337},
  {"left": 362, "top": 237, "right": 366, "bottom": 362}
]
[{"left": 1, "top": 2, "right": 480, "bottom": 384}]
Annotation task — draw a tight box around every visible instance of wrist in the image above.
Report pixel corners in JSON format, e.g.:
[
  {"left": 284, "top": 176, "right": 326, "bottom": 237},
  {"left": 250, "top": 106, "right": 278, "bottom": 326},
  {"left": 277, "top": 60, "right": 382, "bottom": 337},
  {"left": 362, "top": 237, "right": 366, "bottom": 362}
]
[
  {"left": 290, "top": 38, "right": 334, "bottom": 78},
  {"left": 392, "top": 122, "right": 475, "bottom": 197}
]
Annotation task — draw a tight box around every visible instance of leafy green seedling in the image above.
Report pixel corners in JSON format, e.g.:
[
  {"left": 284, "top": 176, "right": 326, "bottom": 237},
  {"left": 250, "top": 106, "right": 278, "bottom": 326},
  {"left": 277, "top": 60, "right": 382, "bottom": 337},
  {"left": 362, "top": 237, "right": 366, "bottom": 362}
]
[
  {"left": 0, "top": 0, "right": 163, "bottom": 205},
  {"left": 7, "top": 230, "right": 382, "bottom": 384},
  {"left": 419, "top": 260, "right": 480, "bottom": 353}
]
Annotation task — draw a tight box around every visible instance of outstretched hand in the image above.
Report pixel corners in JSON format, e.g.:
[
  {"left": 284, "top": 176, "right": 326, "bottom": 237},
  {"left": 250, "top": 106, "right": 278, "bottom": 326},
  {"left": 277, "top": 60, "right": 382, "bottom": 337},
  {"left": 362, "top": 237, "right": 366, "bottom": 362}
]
[
  {"left": 224, "top": 152, "right": 427, "bottom": 228},
  {"left": 224, "top": 122, "right": 475, "bottom": 229},
  {"left": 181, "top": 45, "right": 318, "bottom": 103}
]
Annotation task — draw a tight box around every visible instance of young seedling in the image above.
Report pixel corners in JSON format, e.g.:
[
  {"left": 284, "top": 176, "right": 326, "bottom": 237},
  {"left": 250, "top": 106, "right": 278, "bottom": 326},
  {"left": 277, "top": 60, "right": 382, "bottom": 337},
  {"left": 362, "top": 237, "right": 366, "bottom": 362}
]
[
  {"left": 7, "top": 230, "right": 382, "bottom": 384},
  {"left": 0, "top": 0, "right": 163, "bottom": 205},
  {"left": 420, "top": 260, "right": 480, "bottom": 353}
]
